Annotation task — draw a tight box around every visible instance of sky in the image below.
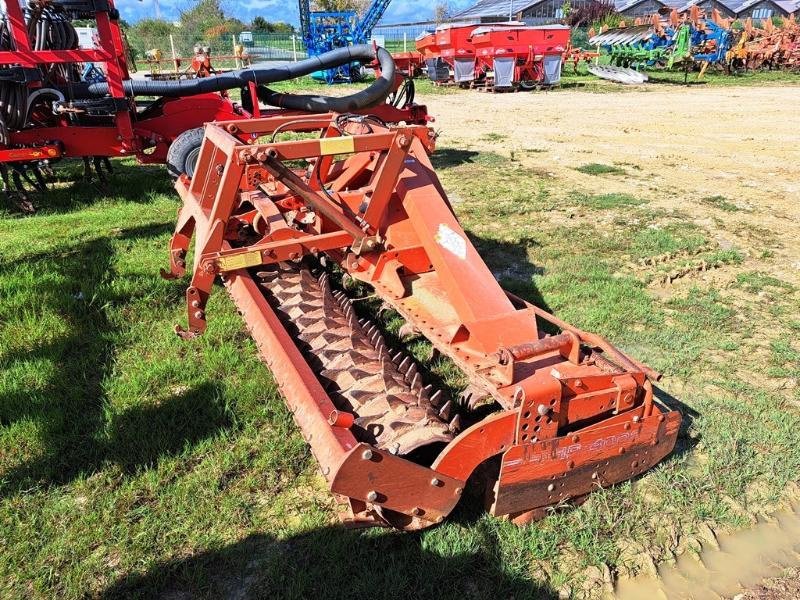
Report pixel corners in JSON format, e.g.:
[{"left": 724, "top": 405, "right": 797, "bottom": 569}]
[{"left": 118, "top": 0, "right": 475, "bottom": 26}]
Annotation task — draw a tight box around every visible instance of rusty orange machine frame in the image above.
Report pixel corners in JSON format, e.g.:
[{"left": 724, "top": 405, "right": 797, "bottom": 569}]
[{"left": 163, "top": 113, "right": 681, "bottom": 529}]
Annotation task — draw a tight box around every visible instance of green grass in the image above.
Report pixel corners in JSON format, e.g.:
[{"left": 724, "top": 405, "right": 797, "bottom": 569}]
[
  {"left": 571, "top": 192, "right": 647, "bottom": 210},
  {"left": 701, "top": 195, "right": 741, "bottom": 212},
  {"left": 575, "top": 163, "right": 626, "bottom": 176},
  {"left": 1, "top": 132, "right": 800, "bottom": 599}
]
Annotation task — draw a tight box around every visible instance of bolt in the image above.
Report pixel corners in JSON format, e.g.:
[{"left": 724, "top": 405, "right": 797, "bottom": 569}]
[
  {"left": 226, "top": 123, "right": 239, "bottom": 134},
  {"left": 591, "top": 472, "right": 598, "bottom": 480},
  {"left": 288, "top": 252, "right": 300, "bottom": 260},
  {"left": 256, "top": 150, "right": 268, "bottom": 162},
  {"left": 454, "top": 487, "right": 463, "bottom": 496},
  {"left": 361, "top": 449, "right": 373, "bottom": 460},
  {"left": 430, "top": 477, "right": 442, "bottom": 487},
  {"left": 537, "top": 404, "right": 549, "bottom": 417},
  {"left": 215, "top": 164, "right": 224, "bottom": 175},
  {"left": 366, "top": 490, "right": 378, "bottom": 502},
  {"left": 624, "top": 422, "right": 631, "bottom": 431},
  {"left": 574, "top": 378, "right": 583, "bottom": 388},
  {"left": 194, "top": 310, "right": 204, "bottom": 319},
  {"left": 631, "top": 461, "right": 639, "bottom": 468},
  {"left": 571, "top": 435, "right": 579, "bottom": 443},
  {"left": 633, "top": 415, "right": 641, "bottom": 423},
  {"left": 411, "top": 507, "right": 422, "bottom": 516},
  {"left": 191, "top": 300, "right": 200, "bottom": 308},
  {"left": 397, "top": 135, "right": 409, "bottom": 147},
  {"left": 658, "top": 414, "right": 665, "bottom": 422},
  {"left": 619, "top": 447, "right": 626, "bottom": 455},
  {"left": 547, "top": 483, "right": 555, "bottom": 492}
]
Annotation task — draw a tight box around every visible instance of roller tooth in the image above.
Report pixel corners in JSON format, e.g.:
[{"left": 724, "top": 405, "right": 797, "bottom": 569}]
[
  {"left": 449, "top": 414, "right": 462, "bottom": 433},
  {"left": 260, "top": 266, "right": 453, "bottom": 458},
  {"left": 439, "top": 400, "right": 453, "bottom": 421},
  {"left": 409, "top": 372, "right": 420, "bottom": 391},
  {"left": 417, "top": 387, "right": 429, "bottom": 405},
  {"left": 430, "top": 389, "right": 443, "bottom": 407}
]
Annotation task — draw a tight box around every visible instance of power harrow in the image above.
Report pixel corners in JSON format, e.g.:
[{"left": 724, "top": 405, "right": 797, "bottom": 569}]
[
  {"left": 163, "top": 48, "right": 681, "bottom": 529},
  {"left": 0, "top": 0, "right": 425, "bottom": 213}
]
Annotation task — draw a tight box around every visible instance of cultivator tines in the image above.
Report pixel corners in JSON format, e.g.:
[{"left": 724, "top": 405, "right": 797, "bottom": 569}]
[
  {"left": 729, "top": 17, "right": 800, "bottom": 72},
  {"left": 164, "top": 113, "right": 681, "bottom": 529}
]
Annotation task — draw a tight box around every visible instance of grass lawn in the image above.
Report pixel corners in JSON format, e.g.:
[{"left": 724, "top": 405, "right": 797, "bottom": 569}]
[{"left": 1, "top": 92, "right": 799, "bottom": 599}]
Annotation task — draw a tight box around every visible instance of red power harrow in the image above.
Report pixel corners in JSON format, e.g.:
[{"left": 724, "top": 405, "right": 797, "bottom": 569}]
[{"left": 163, "top": 101, "right": 680, "bottom": 530}]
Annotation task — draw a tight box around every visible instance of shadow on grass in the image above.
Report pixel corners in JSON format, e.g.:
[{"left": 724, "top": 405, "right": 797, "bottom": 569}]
[
  {"left": 100, "top": 524, "right": 559, "bottom": 600},
  {"left": 0, "top": 159, "right": 174, "bottom": 217},
  {"left": 654, "top": 386, "right": 700, "bottom": 458},
  {"left": 0, "top": 223, "right": 230, "bottom": 495},
  {"left": 430, "top": 148, "right": 482, "bottom": 169}
]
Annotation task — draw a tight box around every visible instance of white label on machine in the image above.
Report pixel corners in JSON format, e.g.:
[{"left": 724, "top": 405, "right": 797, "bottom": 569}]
[{"left": 435, "top": 223, "right": 467, "bottom": 260}]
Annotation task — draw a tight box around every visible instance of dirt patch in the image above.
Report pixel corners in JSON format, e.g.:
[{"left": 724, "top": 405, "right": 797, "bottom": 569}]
[{"left": 422, "top": 85, "right": 800, "bottom": 287}]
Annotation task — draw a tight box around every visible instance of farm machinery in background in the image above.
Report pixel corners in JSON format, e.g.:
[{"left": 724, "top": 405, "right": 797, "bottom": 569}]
[
  {"left": 727, "top": 16, "right": 800, "bottom": 72},
  {"left": 588, "top": 7, "right": 733, "bottom": 83},
  {"left": 415, "top": 23, "right": 570, "bottom": 91},
  {"left": 298, "top": 0, "right": 392, "bottom": 83},
  {"left": 163, "top": 45, "right": 681, "bottom": 530},
  {"left": 0, "top": 0, "right": 426, "bottom": 212}
]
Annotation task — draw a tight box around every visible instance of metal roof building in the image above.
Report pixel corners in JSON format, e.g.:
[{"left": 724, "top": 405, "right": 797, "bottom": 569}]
[{"left": 453, "top": 0, "right": 799, "bottom": 21}]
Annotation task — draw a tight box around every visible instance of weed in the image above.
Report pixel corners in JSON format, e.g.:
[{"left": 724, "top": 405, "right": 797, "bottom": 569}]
[
  {"left": 571, "top": 192, "right": 648, "bottom": 210},
  {"left": 575, "top": 163, "right": 626, "bottom": 176},
  {"left": 701, "top": 195, "right": 740, "bottom": 212}
]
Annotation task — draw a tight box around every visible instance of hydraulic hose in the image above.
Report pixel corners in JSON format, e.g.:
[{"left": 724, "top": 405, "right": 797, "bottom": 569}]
[{"left": 74, "top": 44, "right": 396, "bottom": 112}]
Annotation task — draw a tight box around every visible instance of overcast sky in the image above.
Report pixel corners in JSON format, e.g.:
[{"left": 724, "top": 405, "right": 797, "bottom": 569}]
[{"left": 118, "top": 0, "right": 476, "bottom": 25}]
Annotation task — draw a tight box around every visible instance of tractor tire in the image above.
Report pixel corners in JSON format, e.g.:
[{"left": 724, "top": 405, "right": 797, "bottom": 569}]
[{"left": 166, "top": 127, "right": 204, "bottom": 179}]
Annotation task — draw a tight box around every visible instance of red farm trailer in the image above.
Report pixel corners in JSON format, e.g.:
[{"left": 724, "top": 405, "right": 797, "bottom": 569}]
[
  {"left": 435, "top": 23, "right": 480, "bottom": 84},
  {"left": 469, "top": 25, "right": 571, "bottom": 90}
]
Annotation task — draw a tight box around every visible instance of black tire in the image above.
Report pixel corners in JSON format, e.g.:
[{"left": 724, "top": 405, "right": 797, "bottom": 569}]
[{"left": 166, "top": 127, "right": 204, "bottom": 179}]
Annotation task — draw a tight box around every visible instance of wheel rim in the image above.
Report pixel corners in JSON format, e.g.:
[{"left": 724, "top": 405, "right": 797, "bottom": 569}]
[{"left": 185, "top": 146, "right": 201, "bottom": 178}]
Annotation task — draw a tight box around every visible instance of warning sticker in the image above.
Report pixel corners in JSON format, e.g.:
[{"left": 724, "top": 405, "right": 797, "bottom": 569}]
[{"left": 435, "top": 223, "right": 467, "bottom": 260}]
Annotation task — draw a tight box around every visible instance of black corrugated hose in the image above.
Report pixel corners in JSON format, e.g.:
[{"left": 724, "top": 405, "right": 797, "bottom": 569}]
[{"left": 75, "top": 44, "right": 396, "bottom": 112}]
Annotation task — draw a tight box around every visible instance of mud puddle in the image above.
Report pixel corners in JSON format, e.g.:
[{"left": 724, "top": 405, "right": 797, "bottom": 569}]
[{"left": 612, "top": 502, "right": 800, "bottom": 599}]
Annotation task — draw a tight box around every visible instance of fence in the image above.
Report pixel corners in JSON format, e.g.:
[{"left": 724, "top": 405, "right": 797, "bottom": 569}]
[{"left": 125, "top": 25, "right": 442, "bottom": 67}]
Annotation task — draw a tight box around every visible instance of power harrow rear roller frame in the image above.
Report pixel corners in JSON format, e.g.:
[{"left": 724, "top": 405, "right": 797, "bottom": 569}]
[{"left": 164, "top": 108, "right": 680, "bottom": 529}]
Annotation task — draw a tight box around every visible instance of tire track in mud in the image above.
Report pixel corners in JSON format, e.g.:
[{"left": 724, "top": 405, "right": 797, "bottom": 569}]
[{"left": 612, "top": 501, "right": 800, "bottom": 600}]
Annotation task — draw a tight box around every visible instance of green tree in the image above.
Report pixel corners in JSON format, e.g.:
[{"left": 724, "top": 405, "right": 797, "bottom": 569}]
[
  {"left": 312, "top": 0, "right": 370, "bottom": 13},
  {"left": 250, "top": 16, "right": 294, "bottom": 33}
]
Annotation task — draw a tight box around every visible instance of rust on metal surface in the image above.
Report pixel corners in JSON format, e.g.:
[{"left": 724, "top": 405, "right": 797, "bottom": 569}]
[{"left": 166, "top": 112, "right": 682, "bottom": 529}]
